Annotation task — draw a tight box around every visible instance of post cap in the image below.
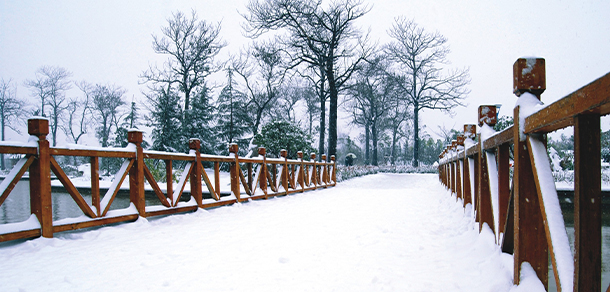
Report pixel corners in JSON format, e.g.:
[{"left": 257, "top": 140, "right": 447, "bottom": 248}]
[
  {"left": 330, "top": 155, "right": 335, "bottom": 161},
  {"left": 128, "top": 130, "right": 143, "bottom": 144},
  {"left": 464, "top": 124, "right": 476, "bottom": 139},
  {"left": 478, "top": 105, "right": 497, "bottom": 126},
  {"left": 280, "top": 149, "right": 288, "bottom": 158},
  {"left": 189, "top": 138, "right": 201, "bottom": 150},
  {"left": 229, "top": 143, "right": 238, "bottom": 154},
  {"left": 297, "top": 151, "right": 303, "bottom": 158},
  {"left": 28, "top": 118, "right": 49, "bottom": 137},
  {"left": 457, "top": 135, "right": 465, "bottom": 146},
  {"left": 310, "top": 153, "right": 316, "bottom": 160},
  {"left": 258, "top": 147, "right": 266, "bottom": 156},
  {"left": 321, "top": 154, "right": 327, "bottom": 161},
  {"left": 513, "top": 58, "right": 545, "bottom": 98}
]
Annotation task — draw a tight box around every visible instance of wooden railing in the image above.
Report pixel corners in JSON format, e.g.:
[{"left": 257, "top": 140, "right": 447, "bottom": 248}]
[
  {"left": 438, "top": 58, "right": 609, "bottom": 292},
  {"left": 0, "top": 119, "right": 336, "bottom": 242}
]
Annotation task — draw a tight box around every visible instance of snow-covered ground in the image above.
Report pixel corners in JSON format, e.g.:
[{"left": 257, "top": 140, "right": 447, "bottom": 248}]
[{"left": 0, "top": 173, "right": 543, "bottom": 291}]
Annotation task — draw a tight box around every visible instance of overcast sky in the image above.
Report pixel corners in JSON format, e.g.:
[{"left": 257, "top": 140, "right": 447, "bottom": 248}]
[{"left": 1, "top": 0, "right": 609, "bottom": 145}]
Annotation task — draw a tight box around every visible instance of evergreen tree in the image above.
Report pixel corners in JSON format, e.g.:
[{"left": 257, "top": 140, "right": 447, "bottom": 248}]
[
  {"left": 182, "top": 86, "right": 216, "bottom": 154},
  {"left": 146, "top": 86, "right": 182, "bottom": 152},
  {"left": 253, "top": 120, "right": 315, "bottom": 159},
  {"left": 215, "top": 69, "right": 251, "bottom": 154}
]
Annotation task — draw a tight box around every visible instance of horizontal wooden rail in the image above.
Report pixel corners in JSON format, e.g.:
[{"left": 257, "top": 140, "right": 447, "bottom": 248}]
[
  {"left": 0, "top": 118, "right": 337, "bottom": 244},
  {"left": 438, "top": 58, "right": 608, "bottom": 292}
]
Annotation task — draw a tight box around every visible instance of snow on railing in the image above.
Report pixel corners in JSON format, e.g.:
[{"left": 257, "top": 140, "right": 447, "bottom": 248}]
[
  {"left": 438, "top": 57, "right": 609, "bottom": 292},
  {"left": 0, "top": 119, "right": 337, "bottom": 244}
]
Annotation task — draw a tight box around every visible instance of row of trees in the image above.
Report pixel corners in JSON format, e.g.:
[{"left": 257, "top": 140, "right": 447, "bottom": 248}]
[{"left": 1, "top": 0, "right": 470, "bottom": 171}]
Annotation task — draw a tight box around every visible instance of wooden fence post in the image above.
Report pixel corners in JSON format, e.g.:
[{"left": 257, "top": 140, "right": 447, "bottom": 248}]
[
  {"left": 512, "top": 57, "right": 548, "bottom": 288},
  {"left": 330, "top": 155, "right": 336, "bottom": 184},
  {"left": 310, "top": 153, "right": 318, "bottom": 189},
  {"left": 478, "top": 105, "right": 496, "bottom": 233},
  {"left": 28, "top": 118, "right": 53, "bottom": 238},
  {"left": 229, "top": 143, "right": 241, "bottom": 200},
  {"left": 259, "top": 147, "right": 268, "bottom": 198},
  {"left": 456, "top": 135, "right": 465, "bottom": 201},
  {"left": 280, "top": 149, "right": 289, "bottom": 193},
  {"left": 189, "top": 139, "right": 203, "bottom": 207},
  {"left": 321, "top": 154, "right": 328, "bottom": 187},
  {"left": 128, "top": 130, "right": 145, "bottom": 216},
  {"left": 574, "top": 113, "right": 601, "bottom": 292}
]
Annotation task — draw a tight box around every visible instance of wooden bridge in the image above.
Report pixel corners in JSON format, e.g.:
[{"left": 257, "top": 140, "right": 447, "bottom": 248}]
[
  {"left": 0, "top": 122, "right": 336, "bottom": 242},
  {"left": 438, "top": 58, "right": 609, "bottom": 291}
]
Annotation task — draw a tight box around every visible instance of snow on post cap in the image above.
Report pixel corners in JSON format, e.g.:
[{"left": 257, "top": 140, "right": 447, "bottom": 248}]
[
  {"left": 456, "top": 135, "right": 465, "bottom": 146},
  {"left": 297, "top": 151, "right": 303, "bottom": 158},
  {"left": 464, "top": 124, "right": 476, "bottom": 139},
  {"left": 310, "top": 153, "right": 316, "bottom": 159},
  {"left": 321, "top": 154, "right": 327, "bottom": 161},
  {"left": 229, "top": 143, "right": 238, "bottom": 153},
  {"left": 513, "top": 58, "right": 545, "bottom": 98},
  {"left": 189, "top": 138, "right": 201, "bottom": 149},
  {"left": 478, "top": 105, "right": 497, "bottom": 126},
  {"left": 330, "top": 155, "right": 335, "bottom": 161},
  {"left": 280, "top": 149, "right": 288, "bottom": 158}
]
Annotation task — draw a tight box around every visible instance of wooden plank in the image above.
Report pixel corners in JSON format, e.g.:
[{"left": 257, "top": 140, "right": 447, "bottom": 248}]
[
  {"left": 201, "top": 163, "right": 219, "bottom": 201},
  {"left": 50, "top": 148, "right": 135, "bottom": 158},
  {"left": 497, "top": 144, "right": 510, "bottom": 236},
  {"left": 528, "top": 135, "right": 567, "bottom": 291},
  {"left": 101, "top": 159, "right": 135, "bottom": 216},
  {"left": 49, "top": 156, "right": 97, "bottom": 218},
  {"left": 142, "top": 163, "right": 171, "bottom": 207},
  {"left": 0, "top": 228, "right": 41, "bottom": 242},
  {"left": 478, "top": 150, "right": 494, "bottom": 233},
  {"left": 462, "top": 155, "right": 472, "bottom": 207},
  {"left": 0, "top": 156, "right": 34, "bottom": 207},
  {"left": 91, "top": 157, "right": 100, "bottom": 217},
  {"left": 456, "top": 159, "right": 462, "bottom": 200},
  {"left": 172, "top": 162, "right": 193, "bottom": 207},
  {"left": 143, "top": 205, "right": 199, "bottom": 218},
  {"left": 143, "top": 152, "right": 194, "bottom": 161},
  {"left": 53, "top": 214, "right": 139, "bottom": 233},
  {"left": 239, "top": 168, "right": 252, "bottom": 196},
  {"left": 573, "top": 113, "right": 602, "bottom": 292},
  {"left": 165, "top": 160, "right": 173, "bottom": 204},
  {"left": 513, "top": 107, "right": 548, "bottom": 288},
  {"left": 201, "top": 199, "right": 237, "bottom": 209},
  {"left": 525, "top": 72, "right": 610, "bottom": 134},
  {"left": 214, "top": 162, "right": 220, "bottom": 198},
  {"left": 501, "top": 184, "right": 515, "bottom": 254},
  {"left": 483, "top": 126, "right": 513, "bottom": 150},
  {"left": 0, "top": 145, "right": 37, "bottom": 155}
]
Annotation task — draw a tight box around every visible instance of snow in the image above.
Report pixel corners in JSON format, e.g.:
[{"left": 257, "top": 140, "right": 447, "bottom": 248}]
[
  {"left": 0, "top": 214, "right": 40, "bottom": 234},
  {"left": 0, "top": 157, "right": 29, "bottom": 195},
  {"left": 99, "top": 159, "right": 132, "bottom": 213},
  {"left": 514, "top": 92, "right": 545, "bottom": 141},
  {"left": 0, "top": 173, "right": 543, "bottom": 291},
  {"left": 528, "top": 137, "right": 574, "bottom": 291}
]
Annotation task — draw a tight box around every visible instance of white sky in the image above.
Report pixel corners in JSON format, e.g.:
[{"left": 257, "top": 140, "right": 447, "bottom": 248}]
[{"left": 1, "top": 0, "right": 609, "bottom": 144}]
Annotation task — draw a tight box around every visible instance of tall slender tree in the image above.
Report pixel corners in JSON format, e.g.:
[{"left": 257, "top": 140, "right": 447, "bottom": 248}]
[
  {"left": 141, "top": 10, "right": 225, "bottom": 117},
  {"left": 25, "top": 66, "right": 72, "bottom": 146},
  {"left": 385, "top": 17, "right": 470, "bottom": 166},
  {"left": 243, "top": 0, "right": 372, "bottom": 160},
  {"left": 0, "top": 78, "right": 27, "bottom": 169}
]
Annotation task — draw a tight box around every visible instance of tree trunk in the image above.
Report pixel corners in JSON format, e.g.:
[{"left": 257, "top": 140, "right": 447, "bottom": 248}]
[
  {"left": 391, "top": 126, "right": 398, "bottom": 165},
  {"left": 372, "top": 120, "right": 378, "bottom": 166},
  {"left": 413, "top": 105, "right": 419, "bottom": 167},
  {"left": 327, "top": 66, "right": 338, "bottom": 162},
  {"left": 318, "top": 66, "right": 326, "bottom": 159},
  {"left": 365, "top": 122, "right": 370, "bottom": 165}
]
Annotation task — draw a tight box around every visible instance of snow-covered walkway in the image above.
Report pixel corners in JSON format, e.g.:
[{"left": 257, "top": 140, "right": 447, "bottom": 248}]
[{"left": 0, "top": 173, "right": 541, "bottom": 291}]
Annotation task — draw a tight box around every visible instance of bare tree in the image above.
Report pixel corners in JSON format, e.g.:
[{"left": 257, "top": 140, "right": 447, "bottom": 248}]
[
  {"left": 24, "top": 66, "right": 72, "bottom": 146},
  {"left": 0, "top": 78, "right": 27, "bottom": 169},
  {"left": 62, "top": 81, "right": 93, "bottom": 145},
  {"left": 91, "top": 84, "right": 126, "bottom": 147},
  {"left": 243, "top": 0, "right": 372, "bottom": 160},
  {"left": 232, "top": 40, "right": 287, "bottom": 140},
  {"left": 385, "top": 17, "right": 470, "bottom": 166},
  {"left": 141, "top": 10, "right": 225, "bottom": 116},
  {"left": 347, "top": 56, "right": 395, "bottom": 165}
]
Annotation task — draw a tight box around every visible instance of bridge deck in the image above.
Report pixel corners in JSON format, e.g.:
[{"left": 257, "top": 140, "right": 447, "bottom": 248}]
[{"left": 0, "top": 173, "right": 540, "bottom": 291}]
